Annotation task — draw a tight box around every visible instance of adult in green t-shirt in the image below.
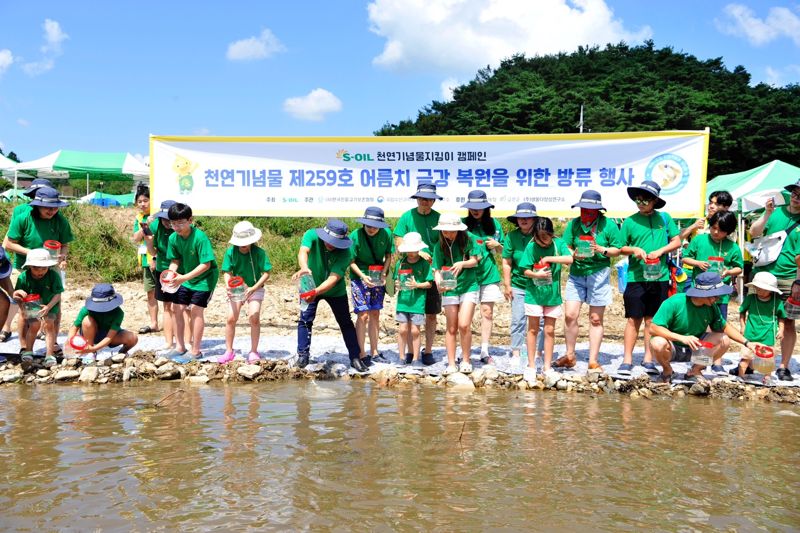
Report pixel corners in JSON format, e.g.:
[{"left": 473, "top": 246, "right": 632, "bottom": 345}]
[
  {"left": 165, "top": 203, "right": 219, "bottom": 362},
  {"left": 501, "top": 202, "right": 540, "bottom": 361},
  {"left": 650, "top": 271, "right": 766, "bottom": 383},
  {"left": 393, "top": 183, "right": 443, "bottom": 365},
  {"left": 147, "top": 200, "right": 178, "bottom": 354},
  {"left": 461, "top": 190, "right": 504, "bottom": 364},
  {"left": 749, "top": 179, "right": 800, "bottom": 381},
  {"left": 618, "top": 180, "right": 682, "bottom": 376},
  {"left": 292, "top": 219, "right": 364, "bottom": 371},
  {"left": 349, "top": 206, "right": 394, "bottom": 365},
  {"left": 561, "top": 190, "right": 623, "bottom": 372},
  {"left": 66, "top": 283, "right": 138, "bottom": 361}
]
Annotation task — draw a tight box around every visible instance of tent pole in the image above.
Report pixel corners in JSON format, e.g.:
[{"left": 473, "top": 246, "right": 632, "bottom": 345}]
[
  {"left": 14, "top": 170, "right": 18, "bottom": 201},
  {"left": 86, "top": 172, "right": 89, "bottom": 196},
  {"left": 738, "top": 203, "right": 745, "bottom": 304}
]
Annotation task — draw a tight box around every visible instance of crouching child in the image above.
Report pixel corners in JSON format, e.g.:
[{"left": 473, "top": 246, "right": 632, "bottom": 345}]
[{"left": 66, "top": 283, "right": 138, "bottom": 364}]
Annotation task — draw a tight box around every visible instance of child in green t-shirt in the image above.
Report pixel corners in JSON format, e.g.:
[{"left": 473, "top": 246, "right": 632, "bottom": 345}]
[
  {"left": 13, "top": 248, "right": 64, "bottom": 370},
  {"left": 733, "top": 272, "right": 786, "bottom": 378},
  {"left": 219, "top": 221, "right": 272, "bottom": 364},
  {"left": 432, "top": 214, "right": 480, "bottom": 375},
  {"left": 66, "top": 283, "right": 138, "bottom": 364},
  {"left": 394, "top": 232, "right": 433, "bottom": 367}
]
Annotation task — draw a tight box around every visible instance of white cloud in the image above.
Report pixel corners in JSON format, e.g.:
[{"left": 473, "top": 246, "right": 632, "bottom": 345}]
[
  {"left": 193, "top": 127, "right": 211, "bottom": 135},
  {"left": 440, "top": 77, "right": 459, "bottom": 101},
  {"left": 765, "top": 64, "right": 800, "bottom": 85},
  {"left": 227, "top": 29, "right": 285, "bottom": 61},
  {"left": 368, "top": 0, "right": 652, "bottom": 73},
  {"left": 283, "top": 88, "right": 343, "bottom": 121},
  {"left": 23, "top": 18, "right": 68, "bottom": 76},
  {"left": 17, "top": 118, "right": 30, "bottom": 127},
  {"left": 0, "top": 49, "right": 14, "bottom": 77},
  {"left": 716, "top": 4, "right": 800, "bottom": 46}
]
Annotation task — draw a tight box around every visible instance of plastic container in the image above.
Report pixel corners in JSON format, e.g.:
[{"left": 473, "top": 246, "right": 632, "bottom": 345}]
[
  {"left": 398, "top": 269, "right": 414, "bottom": 291},
  {"left": 707, "top": 256, "right": 724, "bottom": 275},
  {"left": 228, "top": 276, "right": 246, "bottom": 302},
  {"left": 298, "top": 273, "right": 316, "bottom": 312},
  {"left": 22, "top": 294, "right": 42, "bottom": 320},
  {"left": 575, "top": 235, "right": 595, "bottom": 260},
  {"left": 368, "top": 265, "right": 385, "bottom": 286},
  {"left": 616, "top": 258, "right": 628, "bottom": 293},
  {"left": 44, "top": 240, "right": 61, "bottom": 262},
  {"left": 69, "top": 335, "right": 88, "bottom": 351},
  {"left": 752, "top": 345, "right": 775, "bottom": 376},
  {"left": 532, "top": 263, "right": 551, "bottom": 287},
  {"left": 786, "top": 297, "right": 800, "bottom": 320},
  {"left": 159, "top": 270, "right": 179, "bottom": 294},
  {"left": 690, "top": 340, "right": 714, "bottom": 367},
  {"left": 440, "top": 267, "right": 457, "bottom": 291},
  {"left": 643, "top": 258, "right": 661, "bottom": 281}
]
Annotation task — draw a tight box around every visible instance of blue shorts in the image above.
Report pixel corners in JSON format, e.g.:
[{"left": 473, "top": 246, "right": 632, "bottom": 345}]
[
  {"left": 350, "top": 279, "right": 385, "bottom": 313},
  {"left": 396, "top": 312, "right": 425, "bottom": 325},
  {"left": 565, "top": 267, "right": 613, "bottom": 307}
]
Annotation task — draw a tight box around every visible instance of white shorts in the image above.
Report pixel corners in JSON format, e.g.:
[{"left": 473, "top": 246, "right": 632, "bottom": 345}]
[
  {"left": 525, "top": 303, "right": 563, "bottom": 318},
  {"left": 442, "top": 291, "right": 479, "bottom": 307},
  {"left": 479, "top": 282, "right": 504, "bottom": 303}
]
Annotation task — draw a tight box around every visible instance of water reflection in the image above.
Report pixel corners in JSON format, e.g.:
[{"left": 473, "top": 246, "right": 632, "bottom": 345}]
[{"left": 0, "top": 383, "right": 797, "bottom": 530}]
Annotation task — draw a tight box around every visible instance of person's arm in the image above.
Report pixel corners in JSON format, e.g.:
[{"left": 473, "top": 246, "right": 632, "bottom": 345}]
[
  {"left": 87, "top": 329, "right": 119, "bottom": 353},
  {"left": 350, "top": 262, "right": 374, "bottom": 287},
  {"left": 679, "top": 218, "right": 705, "bottom": 241},
  {"left": 776, "top": 320, "right": 785, "bottom": 341},
  {"left": 540, "top": 254, "right": 573, "bottom": 265},
  {"left": 58, "top": 243, "right": 69, "bottom": 271},
  {"left": 720, "top": 266, "right": 743, "bottom": 279},
  {"left": 39, "top": 293, "right": 61, "bottom": 319},
  {"left": 4, "top": 237, "right": 28, "bottom": 257},
  {"left": 648, "top": 322, "right": 702, "bottom": 349},
  {"left": 314, "top": 273, "right": 342, "bottom": 297},
  {"left": 590, "top": 243, "right": 621, "bottom": 258},
  {"left": 173, "top": 262, "right": 210, "bottom": 285},
  {"left": 501, "top": 257, "right": 513, "bottom": 301},
  {"left": 723, "top": 322, "right": 767, "bottom": 352},
  {"left": 0, "top": 277, "right": 13, "bottom": 300},
  {"left": 620, "top": 245, "right": 646, "bottom": 260},
  {"left": 739, "top": 310, "right": 747, "bottom": 334},
  {"left": 749, "top": 198, "right": 775, "bottom": 237},
  {"left": 291, "top": 246, "right": 312, "bottom": 281},
  {"left": 450, "top": 255, "right": 478, "bottom": 276},
  {"left": 246, "top": 271, "right": 270, "bottom": 298},
  {"left": 682, "top": 257, "right": 709, "bottom": 271},
  {"left": 647, "top": 236, "right": 681, "bottom": 260}
]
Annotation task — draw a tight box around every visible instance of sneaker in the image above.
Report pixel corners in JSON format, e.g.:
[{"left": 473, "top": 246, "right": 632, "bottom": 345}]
[
  {"left": 682, "top": 373, "right": 699, "bottom": 383},
  {"left": 372, "top": 353, "right": 389, "bottom": 364},
  {"left": 443, "top": 364, "right": 457, "bottom": 376},
  {"left": 171, "top": 353, "right": 195, "bottom": 365},
  {"left": 164, "top": 348, "right": 188, "bottom": 359},
  {"left": 297, "top": 354, "right": 310, "bottom": 368},
  {"left": 0, "top": 354, "right": 5, "bottom": 364},
  {"left": 363, "top": 356, "right": 374, "bottom": 367},
  {"left": 523, "top": 366, "right": 537, "bottom": 383},
  {"left": 218, "top": 350, "right": 236, "bottom": 364},
  {"left": 43, "top": 355, "right": 57, "bottom": 369},
  {"left": 617, "top": 363, "right": 633, "bottom": 375},
  {"left": 411, "top": 360, "right": 424, "bottom": 369},
  {"left": 247, "top": 352, "right": 261, "bottom": 364},
  {"left": 642, "top": 362, "right": 659, "bottom": 375},
  {"left": 729, "top": 365, "right": 754, "bottom": 376},
  {"left": 458, "top": 361, "right": 473, "bottom": 374},
  {"left": 658, "top": 372, "right": 673, "bottom": 384},
  {"left": 350, "top": 357, "right": 368, "bottom": 373},
  {"left": 710, "top": 364, "right": 726, "bottom": 375},
  {"left": 776, "top": 367, "right": 793, "bottom": 382},
  {"left": 404, "top": 353, "right": 413, "bottom": 365},
  {"left": 421, "top": 351, "right": 435, "bottom": 366},
  {"left": 480, "top": 354, "right": 494, "bottom": 365}
]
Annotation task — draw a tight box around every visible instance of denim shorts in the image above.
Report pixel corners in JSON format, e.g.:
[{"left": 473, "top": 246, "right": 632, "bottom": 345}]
[
  {"left": 565, "top": 267, "right": 612, "bottom": 307},
  {"left": 350, "top": 279, "right": 385, "bottom": 313},
  {"left": 396, "top": 312, "right": 425, "bottom": 325}
]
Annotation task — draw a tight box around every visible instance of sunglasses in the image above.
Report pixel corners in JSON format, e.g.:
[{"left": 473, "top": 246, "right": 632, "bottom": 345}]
[
  {"left": 633, "top": 197, "right": 654, "bottom": 205},
  {"left": 791, "top": 191, "right": 800, "bottom": 199}
]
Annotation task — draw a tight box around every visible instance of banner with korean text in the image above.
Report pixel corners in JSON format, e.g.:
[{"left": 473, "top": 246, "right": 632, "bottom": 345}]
[{"left": 150, "top": 130, "right": 709, "bottom": 218}]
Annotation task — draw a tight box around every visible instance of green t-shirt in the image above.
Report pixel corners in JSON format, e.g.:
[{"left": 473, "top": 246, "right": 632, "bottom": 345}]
[
  {"left": 7, "top": 208, "right": 75, "bottom": 270},
  {"left": 149, "top": 219, "right": 174, "bottom": 272},
  {"left": 15, "top": 268, "right": 64, "bottom": 314},
  {"left": 393, "top": 208, "right": 440, "bottom": 249},
  {"left": 74, "top": 306, "right": 125, "bottom": 333},
  {"left": 300, "top": 229, "right": 352, "bottom": 298},
  {"left": 133, "top": 214, "right": 151, "bottom": 268},
  {"left": 432, "top": 232, "right": 481, "bottom": 296},
  {"left": 754, "top": 206, "right": 800, "bottom": 279},
  {"left": 221, "top": 245, "right": 273, "bottom": 287},
  {"left": 619, "top": 211, "right": 679, "bottom": 282},
  {"left": 652, "top": 293, "right": 726, "bottom": 346},
  {"left": 518, "top": 237, "right": 571, "bottom": 306},
  {"left": 563, "top": 216, "right": 623, "bottom": 276},
  {"left": 349, "top": 227, "right": 394, "bottom": 281},
  {"left": 462, "top": 217, "right": 503, "bottom": 286},
  {"left": 502, "top": 228, "right": 534, "bottom": 290},
  {"left": 166, "top": 226, "right": 219, "bottom": 292},
  {"left": 683, "top": 233, "right": 744, "bottom": 304},
  {"left": 740, "top": 293, "right": 785, "bottom": 345},
  {"left": 394, "top": 257, "right": 433, "bottom": 314}
]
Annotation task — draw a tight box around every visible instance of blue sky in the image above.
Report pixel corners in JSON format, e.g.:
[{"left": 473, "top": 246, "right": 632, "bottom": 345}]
[{"left": 1, "top": 0, "right": 798, "bottom": 163}]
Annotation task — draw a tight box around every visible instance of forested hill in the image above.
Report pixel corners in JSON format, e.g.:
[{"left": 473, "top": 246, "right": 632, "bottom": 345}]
[{"left": 374, "top": 41, "right": 800, "bottom": 178}]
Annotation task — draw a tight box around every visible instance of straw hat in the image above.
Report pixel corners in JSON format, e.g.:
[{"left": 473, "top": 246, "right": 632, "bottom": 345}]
[
  {"left": 433, "top": 213, "right": 468, "bottom": 232},
  {"left": 229, "top": 221, "right": 262, "bottom": 246},
  {"left": 398, "top": 232, "right": 428, "bottom": 253},
  {"left": 745, "top": 271, "right": 782, "bottom": 294}
]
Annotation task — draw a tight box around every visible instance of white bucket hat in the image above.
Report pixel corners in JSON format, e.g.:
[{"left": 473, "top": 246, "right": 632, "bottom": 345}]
[
  {"left": 23, "top": 248, "right": 58, "bottom": 269},
  {"left": 433, "top": 213, "right": 467, "bottom": 232},
  {"left": 398, "top": 232, "right": 428, "bottom": 253},
  {"left": 746, "top": 271, "right": 782, "bottom": 294},
  {"left": 229, "top": 221, "right": 262, "bottom": 246}
]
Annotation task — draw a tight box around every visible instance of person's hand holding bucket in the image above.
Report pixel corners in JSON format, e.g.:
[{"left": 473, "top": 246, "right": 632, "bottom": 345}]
[
  {"left": 68, "top": 334, "right": 89, "bottom": 355},
  {"left": 159, "top": 270, "right": 180, "bottom": 294}
]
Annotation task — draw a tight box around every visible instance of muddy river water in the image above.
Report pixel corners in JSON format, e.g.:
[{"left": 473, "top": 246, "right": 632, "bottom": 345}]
[{"left": 0, "top": 382, "right": 798, "bottom": 530}]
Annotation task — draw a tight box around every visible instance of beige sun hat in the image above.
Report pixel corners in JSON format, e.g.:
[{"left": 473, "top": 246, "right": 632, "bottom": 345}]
[
  {"left": 23, "top": 248, "right": 58, "bottom": 269},
  {"left": 745, "top": 271, "right": 782, "bottom": 294},
  {"left": 433, "top": 213, "right": 467, "bottom": 232},
  {"left": 398, "top": 232, "right": 428, "bottom": 253},
  {"left": 229, "top": 221, "right": 262, "bottom": 246}
]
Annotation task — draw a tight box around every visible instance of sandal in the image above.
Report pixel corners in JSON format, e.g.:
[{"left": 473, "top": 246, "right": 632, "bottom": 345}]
[
  {"left": 553, "top": 355, "right": 577, "bottom": 369},
  {"left": 0, "top": 330, "right": 11, "bottom": 342},
  {"left": 138, "top": 326, "right": 159, "bottom": 334},
  {"left": 588, "top": 362, "right": 604, "bottom": 371}
]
